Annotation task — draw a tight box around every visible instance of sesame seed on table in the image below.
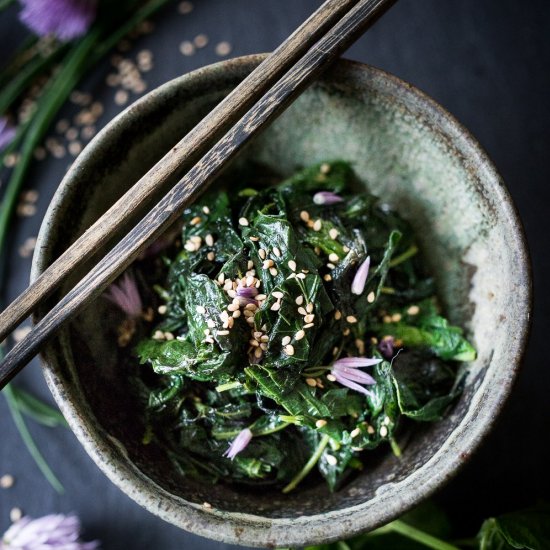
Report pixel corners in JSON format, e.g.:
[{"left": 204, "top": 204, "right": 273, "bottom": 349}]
[{"left": 0, "top": 0, "right": 549, "bottom": 548}]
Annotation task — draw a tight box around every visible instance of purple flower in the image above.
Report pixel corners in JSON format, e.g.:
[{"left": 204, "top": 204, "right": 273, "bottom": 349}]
[
  {"left": 351, "top": 256, "right": 371, "bottom": 296},
  {"left": 223, "top": 428, "right": 253, "bottom": 460},
  {"left": 1, "top": 514, "right": 99, "bottom": 549},
  {"left": 103, "top": 272, "right": 142, "bottom": 318},
  {"left": 19, "top": 0, "right": 97, "bottom": 42},
  {"left": 0, "top": 117, "right": 16, "bottom": 152},
  {"left": 330, "top": 356, "right": 381, "bottom": 396},
  {"left": 236, "top": 285, "right": 258, "bottom": 306},
  {"left": 313, "top": 191, "right": 344, "bottom": 205}
]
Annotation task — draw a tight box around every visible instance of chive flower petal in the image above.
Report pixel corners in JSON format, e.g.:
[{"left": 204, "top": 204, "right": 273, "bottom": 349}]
[
  {"left": 330, "top": 356, "right": 381, "bottom": 395},
  {"left": 19, "top": 0, "right": 97, "bottom": 42},
  {"left": 351, "top": 256, "right": 370, "bottom": 295},
  {"left": 0, "top": 117, "right": 16, "bottom": 152},
  {"left": 313, "top": 191, "right": 344, "bottom": 205},
  {"left": 224, "top": 428, "right": 253, "bottom": 460},
  {"left": 333, "top": 356, "right": 381, "bottom": 368},
  {"left": 104, "top": 272, "right": 143, "bottom": 318},
  {"left": 332, "top": 371, "right": 373, "bottom": 397}
]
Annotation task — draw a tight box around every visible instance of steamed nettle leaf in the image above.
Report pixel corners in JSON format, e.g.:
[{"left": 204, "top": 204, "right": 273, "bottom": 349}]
[{"left": 133, "top": 160, "right": 476, "bottom": 492}]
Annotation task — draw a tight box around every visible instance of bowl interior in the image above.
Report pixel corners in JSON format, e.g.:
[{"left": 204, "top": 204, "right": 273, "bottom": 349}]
[{"left": 33, "top": 56, "right": 529, "bottom": 546}]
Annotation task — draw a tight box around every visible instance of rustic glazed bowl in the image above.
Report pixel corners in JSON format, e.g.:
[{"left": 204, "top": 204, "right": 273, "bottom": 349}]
[{"left": 32, "top": 55, "right": 531, "bottom": 548}]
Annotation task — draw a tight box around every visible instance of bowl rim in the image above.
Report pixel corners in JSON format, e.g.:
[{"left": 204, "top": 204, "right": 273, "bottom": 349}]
[{"left": 31, "top": 54, "right": 532, "bottom": 548}]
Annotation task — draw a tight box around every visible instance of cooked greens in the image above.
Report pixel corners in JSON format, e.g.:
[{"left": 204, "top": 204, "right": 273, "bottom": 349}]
[{"left": 129, "top": 161, "right": 475, "bottom": 492}]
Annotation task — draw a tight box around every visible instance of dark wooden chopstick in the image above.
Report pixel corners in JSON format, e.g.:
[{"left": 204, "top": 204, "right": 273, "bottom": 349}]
[
  {"left": 0, "top": 0, "right": 396, "bottom": 389},
  {"left": 0, "top": 0, "right": 362, "bottom": 344}
]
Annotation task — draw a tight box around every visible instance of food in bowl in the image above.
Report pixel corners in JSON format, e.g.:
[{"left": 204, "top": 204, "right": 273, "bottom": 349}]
[{"left": 105, "top": 160, "right": 476, "bottom": 492}]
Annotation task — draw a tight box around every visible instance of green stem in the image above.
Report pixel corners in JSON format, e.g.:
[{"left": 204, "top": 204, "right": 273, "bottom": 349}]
[
  {"left": 376, "top": 520, "right": 461, "bottom": 550},
  {"left": 389, "top": 244, "right": 418, "bottom": 268},
  {"left": 282, "top": 434, "right": 329, "bottom": 493},
  {"left": 215, "top": 381, "right": 242, "bottom": 392},
  {"left": 3, "top": 382, "right": 65, "bottom": 493},
  {"left": 8, "top": 385, "right": 68, "bottom": 428}
]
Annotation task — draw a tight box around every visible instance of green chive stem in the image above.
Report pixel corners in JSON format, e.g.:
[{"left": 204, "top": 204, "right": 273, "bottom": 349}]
[
  {"left": 282, "top": 434, "right": 329, "bottom": 493},
  {"left": 389, "top": 244, "right": 418, "bottom": 268}
]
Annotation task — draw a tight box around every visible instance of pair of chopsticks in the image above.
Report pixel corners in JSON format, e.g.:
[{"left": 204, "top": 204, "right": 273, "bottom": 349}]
[{"left": 0, "top": 0, "right": 396, "bottom": 389}]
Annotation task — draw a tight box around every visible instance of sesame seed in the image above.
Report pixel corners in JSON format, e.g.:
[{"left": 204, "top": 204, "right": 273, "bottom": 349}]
[
  {"left": 295, "top": 296, "right": 304, "bottom": 305},
  {"left": 383, "top": 315, "right": 392, "bottom": 323},
  {"left": 297, "top": 273, "right": 306, "bottom": 279},
  {"left": 346, "top": 315, "right": 358, "bottom": 324},
  {"left": 227, "top": 289, "right": 236, "bottom": 298},
  {"left": 269, "top": 267, "right": 278, "bottom": 276},
  {"left": 367, "top": 291, "right": 376, "bottom": 303},
  {"left": 207, "top": 319, "right": 216, "bottom": 328},
  {"left": 380, "top": 426, "right": 388, "bottom": 437},
  {"left": 246, "top": 276, "right": 255, "bottom": 287},
  {"left": 179, "top": 40, "right": 195, "bottom": 56},
  {"left": 326, "top": 455, "right": 337, "bottom": 466},
  {"left": 190, "top": 216, "right": 202, "bottom": 225},
  {"left": 306, "top": 303, "right": 314, "bottom": 313},
  {"left": 284, "top": 344, "right": 295, "bottom": 356},
  {"left": 239, "top": 217, "right": 249, "bottom": 226},
  {"left": 178, "top": 1, "right": 193, "bottom": 14},
  {"left": 0, "top": 474, "right": 14, "bottom": 489},
  {"left": 306, "top": 378, "right": 317, "bottom": 387},
  {"left": 327, "top": 374, "right": 337, "bottom": 382},
  {"left": 287, "top": 273, "right": 296, "bottom": 280},
  {"left": 256, "top": 294, "right": 267, "bottom": 301},
  {"left": 215, "top": 41, "right": 232, "bottom": 57},
  {"left": 196, "top": 305, "right": 206, "bottom": 314},
  {"left": 304, "top": 314, "right": 315, "bottom": 324},
  {"left": 153, "top": 330, "right": 165, "bottom": 340},
  {"left": 328, "top": 253, "right": 339, "bottom": 263},
  {"left": 253, "top": 331, "right": 262, "bottom": 339},
  {"left": 227, "top": 303, "right": 239, "bottom": 312},
  {"left": 207, "top": 252, "right": 215, "bottom": 261},
  {"left": 320, "top": 163, "right": 331, "bottom": 174},
  {"left": 288, "top": 260, "right": 297, "bottom": 271},
  {"left": 263, "top": 259, "right": 274, "bottom": 269},
  {"left": 356, "top": 339, "right": 365, "bottom": 354},
  {"left": 303, "top": 322, "right": 314, "bottom": 329},
  {"left": 220, "top": 311, "right": 229, "bottom": 321},
  {"left": 323, "top": 274, "right": 332, "bottom": 282},
  {"left": 391, "top": 313, "right": 402, "bottom": 323},
  {"left": 232, "top": 310, "right": 241, "bottom": 318},
  {"left": 316, "top": 419, "right": 327, "bottom": 428},
  {"left": 164, "top": 332, "right": 175, "bottom": 341},
  {"left": 329, "top": 228, "right": 339, "bottom": 240},
  {"left": 247, "top": 260, "right": 254, "bottom": 270},
  {"left": 202, "top": 206, "right": 210, "bottom": 214},
  {"left": 367, "top": 425, "right": 375, "bottom": 434},
  {"left": 255, "top": 279, "right": 261, "bottom": 288},
  {"left": 270, "top": 302, "right": 281, "bottom": 311},
  {"left": 203, "top": 501, "right": 212, "bottom": 509},
  {"left": 327, "top": 263, "right": 336, "bottom": 270},
  {"left": 350, "top": 428, "right": 361, "bottom": 438},
  {"left": 194, "top": 34, "right": 209, "bottom": 48},
  {"left": 295, "top": 330, "right": 305, "bottom": 340},
  {"left": 205, "top": 234, "right": 214, "bottom": 246},
  {"left": 249, "top": 236, "right": 259, "bottom": 242},
  {"left": 158, "top": 305, "right": 167, "bottom": 314},
  {"left": 343, "top": 328, "right": 351, "bottom": 336},
  {"left": 298, "top": 307, "right": 307, "bottom": 316},
  {"left": 258, "top": 248, "right": 266, "bottom": 259},
  {"left": 249, "top": 339, "right": 259, "bottom": 347},
  {"left": 407, "top": 305, "right": 420, "bottom": 315},
  {"left": 244, "top": 309, "right": 255, "bottom": 317},
  {"left": 260, "top": 335, "right": 269, "bottom": 342},
  {"left": 334, "top": 310, "right": 342, "bottom": 320},
  {"left": 273, "top": 246, "right": 281, "bottom": 257},
  {"left": 272, "top": 291, "right": 284, "bottom": 299},
  {"left": 254, "top": 346, "right": 263, "bottom": 358},
  {"left": 300, "top": 211, "right": 310, "bottom": 222},
  {"left": 282, "top": 336, "right": 291, "bottom": 346},
  {"left": 10, "top": 508, "right": 22, "bottom": 522},
  {"left": 245, "top": 303, "right": 257, "bottom": 311},
  {"left": 384, "top": 416, "right": 391, "bottom": 425},
  {"left": 218, "top": 273, "right": 225, "bottom": 283},
  {"left": 203, "top": 329, "right": 210, "bottom": 336},
  {"left": 313, "top": 219, "right": 322, "bottom": 231}
]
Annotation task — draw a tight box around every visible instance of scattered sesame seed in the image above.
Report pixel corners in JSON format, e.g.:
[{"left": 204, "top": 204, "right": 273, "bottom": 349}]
[
  {"left": 295, "top": 296, "right": 304, "bottom": 305},
  {"left": 245, "top": 303, "right": 257, "bottom": 311},
  {"left": 247, "top": 260, "right": 254, "bottom": 270},
  {"left": 323, "top": 274, "right": 332, "bottom": 282},
  {"left": 178, "top": 1, "right": 193, "bottom": 14},
  {"left": 296, "top": 273, "right": 306, "bottom": 280},
  {"left": 0, "top": 474, "right": 14, "bottom": 489},
  {"left": 249, "top": 236, "right": 259, "bottom": 242},
  {"left": 367, "top": 425, "right": 375, "bottom": 434},
  {"left": 232, "top": 310, "right": 241, "bottom": 318},
  {"left": 313, "top": 219, "right": 322, "bottom": 231},
  {"left": 194, "top": 34, "right": 209, "bottom": 48},
  {"left": 326, "top": 454, "right": 337, "bottom": 466},
  {"left": 216, "top": 330, "right": 229, "bottom": 337},
  {"left": 315, "top": 419, "right": 327, "bottom": 428},
  {"left": 343, "top": 245, "right": 350, "bottom": 253},
  {"left": 303, "top": 322, "right": 314, "bottom": 329},
  {"left": 202, "top": 501, "right": 212, "bottom": 509},
  {"left": 164, "top": 332, "right": 175, "bottom": 341},
  {"left": 206, "top": 319, "right": 216, "bottom": 328},
  {"left": 288, "top": 260, "right": 297, "bottom": 271},
  {"left": 196, "top": 305, "right": 206, "bottom": 314},
  {"left": 350, "top": 428, "right": 361, "bottom": 438},
  {"left": 203, "top": 329, "right": 211, "bottom": 336},
  {"left": 300, "top": 210, "right": 310, "bottom": 222},
  {"left": 384, "top": 416, "right": 391, "bottom": 425},
  {"left": 273, "top": 246, "right": 281, "bottom": 257},
  {"left": 190, "top": 216, "right": 202, "bottom": 226},
  {"left": 306, "top": 303, "right": 314, "bottom": 313},
  {"left": 355, "top": 339, "right": 365, "bottom": 354},
  {"left": 343, "top": 328, "right": 351, "bottom": 336},
  {"left": 153, "top": 330, "right": 165, "bottom": 340},
  {"left": 383, "top": 315, "right": 392, "bottom": 323},
  {"left": 256, "top": 294, "right": 267, "bottom": 301},
  {"left": 258, "top": 248, "right": 266, "bottom": 259},
  {"left": 269, "top": 267, "right": 278, "bottom": 276},
  {"left": 202, "top": 205, "right": 210, "bottom": 214},
  {"left": 306, "top": 378, "right": 317, "bottom": 387},
  {"left": 407, "top": 305, "right": 420, "bottom": 315},
  {"left": 346, "top": 315, "right": 358, "bottom": 324},
  {"left": 304, "top": 314, "right": 315, "bottom": 324},
  {"left": 329, "top": 228, "right": 339, "bottom": 240},
  {"left": 114, "top": 89, "right": 129, "bottom": 105},
  {"left": 282, "top": 336, "right": 291, "bottom": 346},
  {"left": 218, "top": 273, "right": 225, "bottom": 283},
  {"left": 327, "top": 374, "right": 337, "bottom": 382},
  {"left": 367, "top": 291, "right": 376, "bottom": 303},
  {"left": 334, "top": 310, "right": 342, "bottom": 320},
  {"left": 260, "top": 335, "right": 269, "bottom": 343},
  {"left": 270, "top": 302, "right": 281, "bottom": 311},
  {"left": 207, "top": 252, "right": 215, "bottom": 261},
  {"left": 215, "top": 41, "right": 232, "bottom": 57},
  {"left": 391, "top": 313, "right": 402, "bottom": 323},
  {"left": 295, "top": 329, "right": 305, "bottom": 340},
  {"left": 158, "top": 305, "right": 167, "bottom": 314},
  {"left": 227, "top": 303, "right": 239, "bottom": 312},
  {"left": 320, "top": 163, "right": 331, "bottom": 174},
  {"left": 10, "top": 507, "right": 22, "bottom": 522},
  {"left": 254, "top": 346, "right": 263, "bottom": 358},
  {"left": 380, "top": 426, "right": 388, "bottom": 437},
  {"left": 284, "top": 344, "right": 295, "bottom": 356},
  {"left": 239, "top": 217, "right": 249, "bottom": 226},
  {"left": 272, "top": 291, "right": 284, "bottom": 299},
  {"left": 297, "top": 307, "right": 307, "bottom": 316},
  {"left": 179, "top": 40, "right": 195, "bottom": 56},
  {"left": 326, "top": 263, "right": 336, "bottom": 270}
]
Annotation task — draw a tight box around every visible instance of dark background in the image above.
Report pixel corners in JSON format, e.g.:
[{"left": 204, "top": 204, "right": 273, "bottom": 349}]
[{"left": 1, "top": 1, "right": 549, "bottom": 548}]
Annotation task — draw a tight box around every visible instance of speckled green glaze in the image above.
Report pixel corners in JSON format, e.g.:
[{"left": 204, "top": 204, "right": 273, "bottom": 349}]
[{"left": 31, "top": 55, "right": 531, "bottom": 548}]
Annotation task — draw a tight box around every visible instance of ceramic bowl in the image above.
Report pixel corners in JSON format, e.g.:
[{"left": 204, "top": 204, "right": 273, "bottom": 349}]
[{"left": 32, "top": 55, "right": 531, "bottom": 548}]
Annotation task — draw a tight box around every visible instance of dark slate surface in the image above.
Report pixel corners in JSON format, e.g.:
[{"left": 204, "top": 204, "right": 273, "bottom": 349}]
[{"left": 1, "top": 1, "right": 549, "bottom": 548}]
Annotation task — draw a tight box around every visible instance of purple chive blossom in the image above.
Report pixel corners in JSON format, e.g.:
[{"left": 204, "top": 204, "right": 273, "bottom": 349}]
[
  {"left": 313, "top": 191, "right": 344, "bottom": 206},
  {"left": 351, "top": 256, "right": 371, "bottom": 295},
  {"left": 223, "top": 428, "right": 253, "bottom": 460},
  {"left": 330, "top": 356, "right": 382, "bottom": 396},
  {"left": 236, "top": 285, "right": 259, "bottom": 305},
  {"left": 104, "top": 272, "right": 142, "bottom": 318},
  {"left": 19, "top": 0, "right": 97, "bottom": 42},
  {"left": 0, "top": 117, "right": 16, "bottom": 152},
  {"left": 1, "top": 514, "right": 99, "bottom": 549}
]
